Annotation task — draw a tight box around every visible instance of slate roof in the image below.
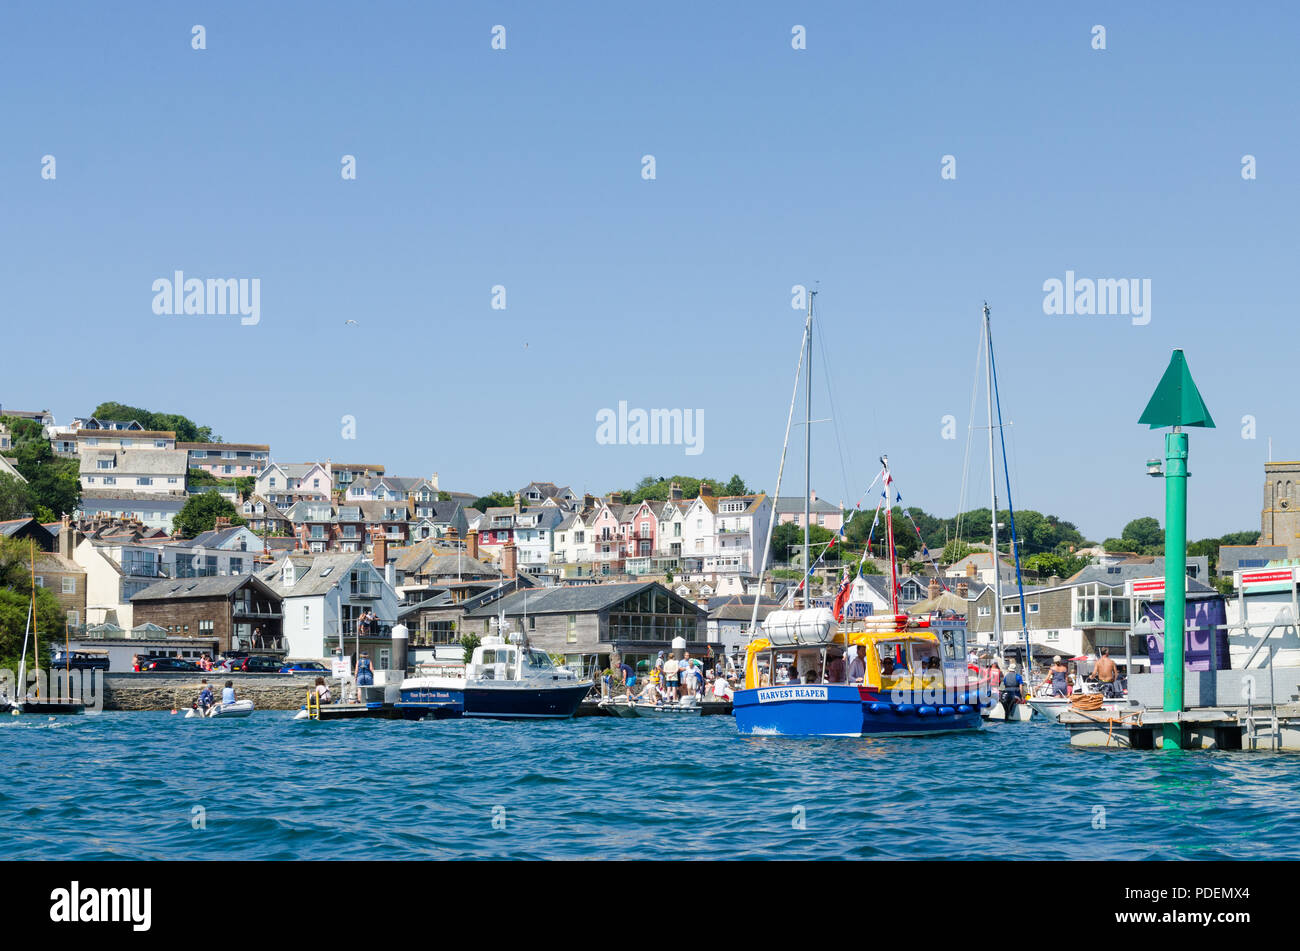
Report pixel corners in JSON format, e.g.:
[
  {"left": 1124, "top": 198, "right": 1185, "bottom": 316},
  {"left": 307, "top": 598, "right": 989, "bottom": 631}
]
[
  {"left": 257, "top": 553, "right": 366, "bottom": 597},
  {"left": 130, "top": 574, "right": 275, "bottom": 602},
  {"left": 774, "top": 496, "right": 840, "bottom": 514},
  {"left": 464, "top": 581, "right": 701, "bottom": 618}
]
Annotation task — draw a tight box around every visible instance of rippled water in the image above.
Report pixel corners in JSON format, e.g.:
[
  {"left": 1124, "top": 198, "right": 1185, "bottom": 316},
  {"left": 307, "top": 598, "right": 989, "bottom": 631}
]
[{"left": 2, "top": 712, "right": 1297, "bottom": 860}]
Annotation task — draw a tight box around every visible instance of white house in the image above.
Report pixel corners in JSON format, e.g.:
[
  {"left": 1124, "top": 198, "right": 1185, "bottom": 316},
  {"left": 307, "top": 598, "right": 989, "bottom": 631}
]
[{"left": 258, "top": 552, "right": 399, "bottom": 662}]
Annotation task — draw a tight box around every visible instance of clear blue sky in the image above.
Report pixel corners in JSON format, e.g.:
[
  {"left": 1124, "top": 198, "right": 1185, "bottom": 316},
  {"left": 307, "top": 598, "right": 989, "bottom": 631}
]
[{"left": 3, "top": 2, "right": 1296, "bottom": 542}]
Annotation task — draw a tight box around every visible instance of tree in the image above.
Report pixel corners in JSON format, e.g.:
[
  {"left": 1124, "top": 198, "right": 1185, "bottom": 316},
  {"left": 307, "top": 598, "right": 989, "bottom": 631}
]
[
  {"left": 91, "top": 402, "right": 216, "bottom": 443},
  {"left": 1120, "top": 517, "right": 1164, "bottom": 552},
  {"left": 473, "top": 492, "right": 514, "bottom": 511},
  {"left": 0, "top": 537, "right": 66, "bottom": 666},
  {"left": 459, "top": 633, "right": 481, "bottom": 664},
  {"left": 0, "top": 472, "right": 31, "bottom": 520},
  {"left": 723, "top": 474, "right": 749, "bottom": 496},
  {"left": 770, "top": 522, "right": 803, "bottom": 563},
  {"left": 0, "top": 417, "right": 80, "bottom": 516},
  {"left": 1024, "top": 551, "right": 1090, "bottom": 581},
  {"left": 173, "top": 491, "right": 245, "bottom": 538}
]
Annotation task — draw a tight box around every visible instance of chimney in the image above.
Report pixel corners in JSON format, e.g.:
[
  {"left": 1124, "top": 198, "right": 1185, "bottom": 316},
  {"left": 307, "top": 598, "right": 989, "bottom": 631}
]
[
  {"left": 670, "top": 482, "right": 682, "bottom": 501},
  {"left": 431, "top": 471, "right": 439, "bottom": 492},
  {"left": 512, "top": 492, "right": 521, "bottom": 514},
  {"left": 214, "top": 516, "right": 230, "bottom": 530},
  {"left": 610, "top": 492, "right": 622, "bottom": 506},
  {"left": 466, "top": 529, "right": 479, "bottom": 561},
  {"left": 810, "top": 489, "right": 817, "bottom": 503},
  {"left": 503, "top": 541, "right": 518, "bottom": 578},
  {"left": 373, "top": 533, "right": 388, "bottom": 573},
  {"left": 927, "top": 578, "right": 941, "bottom": 600},
  {"left": 957, "top": 581, "right": 969, "bottom": 598},
  {"left": 1048, "top": 574, "right": 1062, "bottom": 587},
  {"left": 583, "top": 493, "right": 594, "bottom": 512},
  {"left": 966, "top": 561, "right": 977, "bottom": 578},
  {"left": 699, "top": 483, "right": 712, "bottom": 497}
]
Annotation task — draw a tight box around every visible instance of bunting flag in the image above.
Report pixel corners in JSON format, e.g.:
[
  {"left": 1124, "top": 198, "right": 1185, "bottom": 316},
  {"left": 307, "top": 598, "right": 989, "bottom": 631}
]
[{"left": 833, "top": 564, "right": 852, "bottom": 622}]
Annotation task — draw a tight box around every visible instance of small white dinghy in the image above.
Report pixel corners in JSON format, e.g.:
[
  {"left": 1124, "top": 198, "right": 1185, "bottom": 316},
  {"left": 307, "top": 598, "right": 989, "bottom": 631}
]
[
  {"left": 597, "top": 696, "right": 641, "bottom": 718},
  {"left": 631, "top": 696, "right": 703, "bottom": 718},
  {"left": 186, "top": 699, "right": 255, "bottom": 719}
]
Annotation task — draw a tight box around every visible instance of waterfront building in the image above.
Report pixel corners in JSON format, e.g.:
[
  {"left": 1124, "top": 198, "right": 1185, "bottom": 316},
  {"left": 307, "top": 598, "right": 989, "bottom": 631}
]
[
  {"left": 705, "top": 492, "right": 771, "bottom": 579},
  {"left": 520, "top": 481, "right": 578, "bottom": 509},
  {"left": 331, "top": 462, "right": 385, "bottom": 496},
  {"left": 461, "top": 580, "right": 707, "bottom": 673},
  {"left": 258, "top": 550, "right": 400, "bottom": 662},
  {"left": 159, "top": 522, "right": 266, "bottom": 579},
  {"left": 130, "top": 573, "right": 285, "bottom": 655},
  {"left": 680, "top": 488, "right": 718, "bottom": 577}
]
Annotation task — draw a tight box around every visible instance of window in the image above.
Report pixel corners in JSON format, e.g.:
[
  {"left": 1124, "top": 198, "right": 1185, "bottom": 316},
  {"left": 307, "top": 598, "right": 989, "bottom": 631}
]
[
  {"left": 137, "top": 477, "right": 152, "bottom": 486},
  {"left": 199, "top": 620, "right": 214, "bottom": 635},
  {"left": 1046, "top": 630, "right": 1059, "bottom": 642},
  {"left": 97, "top": 459, "right": 112, "bottom": 469},
  {"left": 34, "top": 576, "right": 44, "bottom": 588},
  {"left": 977, "top": 606, "right": 990, "bottom": 617},
  {"left": 62, "top": 577, "right": 76, "bottom": 594},
  {"left": 1028, "top": 603, "right": 1040, "bottom": 614}
]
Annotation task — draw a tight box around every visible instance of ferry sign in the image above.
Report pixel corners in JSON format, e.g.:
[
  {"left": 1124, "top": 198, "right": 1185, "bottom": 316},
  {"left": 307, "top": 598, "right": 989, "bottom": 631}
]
[
  {"left": 1128, "top": 578, "right": 1165, "bottom": 597},
  {"left": 757, "top": 686, "right": 829, "bottom": 703},
  {"left": 1240, "top": 567, "right": 1296, "bottom": 592}
]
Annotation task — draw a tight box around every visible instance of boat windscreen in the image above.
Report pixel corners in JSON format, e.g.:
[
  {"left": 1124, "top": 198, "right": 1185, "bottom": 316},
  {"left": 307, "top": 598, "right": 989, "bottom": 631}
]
[{"left": 527, "top": 649, "right": 554, "bottom": 669}]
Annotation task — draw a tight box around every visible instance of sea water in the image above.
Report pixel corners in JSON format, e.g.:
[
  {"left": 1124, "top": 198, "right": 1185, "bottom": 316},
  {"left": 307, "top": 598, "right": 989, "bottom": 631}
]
[{"left": 2, "top": 712, "right": 1297, "bottom": 860}]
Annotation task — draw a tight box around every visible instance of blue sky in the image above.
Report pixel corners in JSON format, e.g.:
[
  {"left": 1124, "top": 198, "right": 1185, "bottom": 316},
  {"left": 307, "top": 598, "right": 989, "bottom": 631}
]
[{"left": 2, "top": 2, "right": 1296, "bottom": 542}]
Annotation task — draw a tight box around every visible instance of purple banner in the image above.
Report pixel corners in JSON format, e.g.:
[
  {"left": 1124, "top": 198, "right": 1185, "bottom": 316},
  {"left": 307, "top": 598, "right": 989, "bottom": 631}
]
[{"left": 1143, "top": 597, "right": 1229, "bottom": 671}]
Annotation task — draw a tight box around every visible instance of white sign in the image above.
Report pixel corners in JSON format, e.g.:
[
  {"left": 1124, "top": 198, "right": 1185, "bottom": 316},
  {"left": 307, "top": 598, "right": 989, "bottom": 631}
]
[
  {"left": 757, "top": 686, "right": 828, "bottom": 703},
  {"left": 332, "top": 656, "right": 351, "bottom": 679}
]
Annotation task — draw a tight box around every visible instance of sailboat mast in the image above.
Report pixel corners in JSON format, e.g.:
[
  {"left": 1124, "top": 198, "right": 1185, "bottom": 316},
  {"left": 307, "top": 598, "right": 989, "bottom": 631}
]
[
  {"left": 984, "top": 304, "right": 1004, "bottom": 658},
  {"left": 30, "top": 538, "right": 39, "bottom": 699},
  {"left": 804, "top": 291, "right": 815, "bottom": 603}
]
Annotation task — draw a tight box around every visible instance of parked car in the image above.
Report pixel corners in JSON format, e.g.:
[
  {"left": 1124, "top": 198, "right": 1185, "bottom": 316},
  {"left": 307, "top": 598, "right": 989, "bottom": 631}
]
[
  {"left": 240, "top": 655, "right": 283, "bottom": 673},
  {"left": 48, "top": 650, "right": 111, "bottom": 672},
  {"left": 139, "top": 657, "right": 201, "bottom": 672},
  {"left": 279, "top": 661, "right": 329, "bottom": 674}
]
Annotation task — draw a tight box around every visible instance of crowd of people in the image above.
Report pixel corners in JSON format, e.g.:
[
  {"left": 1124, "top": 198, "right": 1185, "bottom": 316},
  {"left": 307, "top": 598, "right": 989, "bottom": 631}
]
[
  {"left": 602, "top": 651, "right": 737, "bottom": 705},
  {"left": 977, "top": 647, "right": 1124, "bottom": 713}
]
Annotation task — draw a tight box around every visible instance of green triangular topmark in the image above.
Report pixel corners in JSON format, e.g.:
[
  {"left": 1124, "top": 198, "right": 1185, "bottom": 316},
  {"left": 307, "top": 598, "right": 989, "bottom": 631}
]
[{"left": 1138, "top": 349, "right": 1215, "bottom": 429}]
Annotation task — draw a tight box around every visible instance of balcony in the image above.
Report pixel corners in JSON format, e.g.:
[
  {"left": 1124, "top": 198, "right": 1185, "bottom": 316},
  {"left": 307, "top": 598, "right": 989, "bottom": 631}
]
[{"left": 349, "top": 583, "right": 381, "bottom": 601}]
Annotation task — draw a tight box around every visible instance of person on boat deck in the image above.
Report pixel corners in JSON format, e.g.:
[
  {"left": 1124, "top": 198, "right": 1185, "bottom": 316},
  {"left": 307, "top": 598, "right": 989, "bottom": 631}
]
[
  {"left": 802, "top": 669, "right": 819, "bottom": 684},
  {"left": 1095, "top": 648, "right": 1119, "bottom": 697},
  {"left": 313, "top": 676, "right": 331, "bottom": 705},
  {"left": 847, "top": 645, "right": 868, "bottom": 684},
  {"left": 1047, "top": 655, "right": 1069, "bottom": 697},
  {"left": 785, "top": 665, "right": 800, "bottom": 685},
  {"left": 221, "top": 680, "right": 236, "bottom": 705},
  {"left": 826, "top": 650, "right": 846, "bottom": 684},
  {"left": 197, "top": 680, "right": 214, "bottom": 713},
  {"left": 663, "top": 655, "right": 680, "bottom": 700},
  {"left": 880, "top": 656, "right": 896, "bottom": 676},
  {"left": 1000, "top": 662, "right": 1023, "bottom": 712},
  {"left": 988, "top": 661, "right": 1003, "bottom": 688}
]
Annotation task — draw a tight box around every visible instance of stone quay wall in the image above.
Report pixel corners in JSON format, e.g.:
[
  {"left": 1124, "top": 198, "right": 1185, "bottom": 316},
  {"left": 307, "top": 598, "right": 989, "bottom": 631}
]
[{"left": 96, "top": 673, "right": 343, "bottom": 712}]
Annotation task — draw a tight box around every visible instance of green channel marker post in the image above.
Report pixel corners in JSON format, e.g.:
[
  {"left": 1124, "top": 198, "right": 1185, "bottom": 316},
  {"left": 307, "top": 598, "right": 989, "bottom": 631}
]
[{"left": 1138, "top": 350, "right": 1215, "bottom": 750}]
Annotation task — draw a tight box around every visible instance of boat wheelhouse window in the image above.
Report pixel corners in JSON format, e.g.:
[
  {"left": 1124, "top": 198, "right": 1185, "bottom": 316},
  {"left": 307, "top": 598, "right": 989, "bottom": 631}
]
[
  {"left": 909, "top": 641, "right": 941, "bottom": 669},
  {"left": 528, "top": 649, "right": 553, "bottom": 669}
]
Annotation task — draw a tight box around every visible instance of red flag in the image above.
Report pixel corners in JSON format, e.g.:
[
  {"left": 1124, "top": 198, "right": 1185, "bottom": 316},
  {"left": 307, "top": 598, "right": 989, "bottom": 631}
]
[{"left": 833, "top": 566, "right": 852, "bottom": 622}]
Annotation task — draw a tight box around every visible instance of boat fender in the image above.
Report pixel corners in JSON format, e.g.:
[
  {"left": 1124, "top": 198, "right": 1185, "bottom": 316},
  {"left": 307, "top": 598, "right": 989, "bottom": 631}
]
[
  {"left": 938, "top": 706, "right": 955, "bottom": 716},
  {"left": 868, "top": 702, "right": 891, "bottom": 715},
  {"left": 892, "top": 703, "right": 915, "bottom": 715},
  {"left": 956, "top": 704, "right": 973, "bottom": 714},
  {"left": 916, "top": 705, "right": 936, "bottom": 717}
]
